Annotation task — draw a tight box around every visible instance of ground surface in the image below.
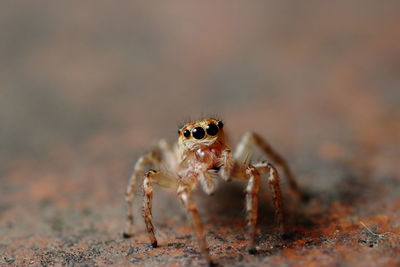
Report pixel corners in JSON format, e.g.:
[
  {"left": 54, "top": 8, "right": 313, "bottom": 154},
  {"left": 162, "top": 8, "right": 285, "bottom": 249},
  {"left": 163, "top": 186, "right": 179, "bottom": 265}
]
[{"left": 1, "top": 2, "right": 400, "bottom": 267}]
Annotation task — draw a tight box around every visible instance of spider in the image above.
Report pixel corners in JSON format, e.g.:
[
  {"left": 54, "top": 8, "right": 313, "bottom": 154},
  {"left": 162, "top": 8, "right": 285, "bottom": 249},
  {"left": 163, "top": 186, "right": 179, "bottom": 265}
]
[{"left": 123, "top": 118, "right": 302, "bottom": 265}]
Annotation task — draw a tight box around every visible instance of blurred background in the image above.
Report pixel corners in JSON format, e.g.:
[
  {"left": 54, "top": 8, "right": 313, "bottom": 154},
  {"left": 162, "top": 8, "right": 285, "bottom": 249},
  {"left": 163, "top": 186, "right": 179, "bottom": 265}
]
[{"left": 1, "top": 1, "right": 399, "bottom": 266}]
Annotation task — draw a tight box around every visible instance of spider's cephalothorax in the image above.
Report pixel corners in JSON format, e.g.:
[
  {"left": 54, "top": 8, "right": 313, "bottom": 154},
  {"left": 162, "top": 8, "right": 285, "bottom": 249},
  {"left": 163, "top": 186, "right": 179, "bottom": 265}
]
[
  {"left": 123, "top": 118, "right": 301, "bottom": 265},
  {"left": 176, "top": 119, "right": 231, "bottom": 194}
]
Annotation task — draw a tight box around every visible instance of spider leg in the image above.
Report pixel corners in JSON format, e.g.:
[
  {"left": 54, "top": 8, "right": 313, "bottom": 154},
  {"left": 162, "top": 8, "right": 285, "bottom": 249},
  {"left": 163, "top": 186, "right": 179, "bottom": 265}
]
[
  {"left": 157, "top": 139, "right": 178, "bottom": 171},
  {"left": 199, "top": 171, "right": 216, "bottom": 195},
  {"left": 234, "top": 132, "right": 301, "bottom": 198},
  {"left": 143, "top": 169, "right": 178, "bottom": 247},
  {"left": 178, "top": 187, "right": 212, "bottom": 265},
  {"left": 219, "top": 148, "right": 233, "bottom": 182},
  {"left": 124, "top": 151, "right": 159, "bottom": 238},
  {"left": 143, "top": 170, "right": 157, "bottom": 247},
  {"left": 124, "top": 139, "right": 177, "bottom": 238},
  {"left": 232, "top": 161, "right": 285, "bottom": 253},
  {"left": 245, "top": 166, "right": 261, "bottom": 254},
  {"left": 253, "top": 161, "right": 285, "bottom": 235}
]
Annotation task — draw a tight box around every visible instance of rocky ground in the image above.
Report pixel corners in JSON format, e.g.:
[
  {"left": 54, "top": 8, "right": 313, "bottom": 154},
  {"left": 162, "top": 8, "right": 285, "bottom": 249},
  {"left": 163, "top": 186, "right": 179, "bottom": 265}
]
[{"left": 1, "top": 2, "right": 399, "bottom": 266}]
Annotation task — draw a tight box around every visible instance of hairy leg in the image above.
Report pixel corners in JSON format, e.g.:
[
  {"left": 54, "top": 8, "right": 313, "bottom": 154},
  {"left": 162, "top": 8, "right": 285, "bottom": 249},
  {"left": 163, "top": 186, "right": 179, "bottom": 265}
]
[
  {"left": 124, "top": 139, "right": 178, "bottom": 238},
  {"left": 124, "top": 152, "right": 160, "bottom": 238},
  {"left": 268, "top": 165, "right": 284, "bottom": 235},
  {"left": 142, "top": 170, "right": 157, "bottom": 247},
  {"left": 253, "top": 161, "right": 285, "bottom": 235},
  {"left": 157, "top": 139, "right": 178, "bottom": 171},
  {"left": 232, "top": 160, "right": 285, "bottom": 248},
  {"left": 234, "top": 132, "right": 301, "bottom": 198},
  {"left": 142, "top": 170, "right": 178, "bottom": 247},
  {"left": 178, "top": 187, "right": 212, "bottom": 265},
  {"left": 245, "top": 166, "right": 261, "bottom": 253},
  {"left": 199, "top": 171, "right": 216, "bottom": 195},
  {"left": 219, "top": 148, "right": 233, "bottom": 182}
]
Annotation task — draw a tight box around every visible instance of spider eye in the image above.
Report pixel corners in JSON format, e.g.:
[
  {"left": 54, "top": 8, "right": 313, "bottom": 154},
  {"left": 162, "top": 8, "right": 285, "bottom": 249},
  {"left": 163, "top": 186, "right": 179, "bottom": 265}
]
[
  {"left": 192, "top": 127, "right": 205, "bottom": 139},
  {"left": 217, "top": 121, "right": 224, "bottom": 129},
  {"left": 206, "top": 123, "right": 219, "bottom": 136},
  {"left": 183, "top": 129, "right": 190, "bottom": 138}
]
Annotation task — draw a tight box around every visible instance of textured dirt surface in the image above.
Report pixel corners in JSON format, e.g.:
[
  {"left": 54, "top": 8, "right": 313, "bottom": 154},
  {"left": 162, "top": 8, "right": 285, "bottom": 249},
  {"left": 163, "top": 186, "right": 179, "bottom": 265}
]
[{"left": 1, "top": 2, "right": 400, "bottom": 267}]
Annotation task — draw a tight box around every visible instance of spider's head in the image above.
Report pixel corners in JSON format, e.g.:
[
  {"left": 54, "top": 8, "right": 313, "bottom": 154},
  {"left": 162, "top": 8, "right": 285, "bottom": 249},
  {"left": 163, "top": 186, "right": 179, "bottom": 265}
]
[{"left": 178, "top": 118, "right": 225, "bottom": 150}]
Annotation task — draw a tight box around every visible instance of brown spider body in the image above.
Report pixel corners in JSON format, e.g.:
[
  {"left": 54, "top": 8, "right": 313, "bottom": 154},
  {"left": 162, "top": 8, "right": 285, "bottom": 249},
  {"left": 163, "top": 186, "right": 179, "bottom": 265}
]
[{"left": 123, "top": 118, "right": 301, "bottom": 265}]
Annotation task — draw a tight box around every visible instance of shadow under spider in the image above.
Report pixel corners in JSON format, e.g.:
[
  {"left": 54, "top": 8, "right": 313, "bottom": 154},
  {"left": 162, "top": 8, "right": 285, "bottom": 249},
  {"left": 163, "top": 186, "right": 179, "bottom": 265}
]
[{"left": 193, "top": 163, "right": 378, "bottom": 245}]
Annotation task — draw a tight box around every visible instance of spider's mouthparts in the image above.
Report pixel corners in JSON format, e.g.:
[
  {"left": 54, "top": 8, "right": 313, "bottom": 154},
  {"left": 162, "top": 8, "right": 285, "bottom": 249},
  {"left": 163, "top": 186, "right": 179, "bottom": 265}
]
[{"left": 210, "top": 166, "right": 221, "bottom": 171}]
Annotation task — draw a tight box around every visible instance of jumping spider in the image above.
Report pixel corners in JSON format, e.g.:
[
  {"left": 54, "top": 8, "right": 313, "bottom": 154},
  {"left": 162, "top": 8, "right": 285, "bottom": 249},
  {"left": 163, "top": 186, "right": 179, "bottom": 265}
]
[{"left": 123, "top": 118, "right": 301, "bottom": 265}]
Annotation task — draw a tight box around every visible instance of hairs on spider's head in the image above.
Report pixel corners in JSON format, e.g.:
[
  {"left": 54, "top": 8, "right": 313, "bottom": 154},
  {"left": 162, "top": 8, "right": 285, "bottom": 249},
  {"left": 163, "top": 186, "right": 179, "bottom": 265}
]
[{"left": 177, "top": 118, "right": 225, "bottom": 149}]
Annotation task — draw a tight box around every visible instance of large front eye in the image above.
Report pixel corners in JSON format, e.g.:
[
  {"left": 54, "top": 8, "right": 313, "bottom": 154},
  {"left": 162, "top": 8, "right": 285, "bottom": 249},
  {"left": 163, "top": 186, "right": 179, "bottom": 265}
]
[
  {"left": 206, "top": 123, "right": 219, "bottom": 136},
  {"left": 192, "top": 127, "right": 205, "bottom": 139},
  {"left": 183, "top": 129, "right": 190, "bottom": 138}
]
